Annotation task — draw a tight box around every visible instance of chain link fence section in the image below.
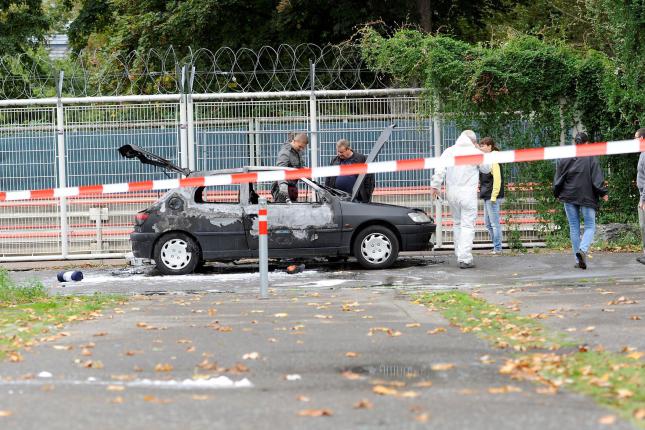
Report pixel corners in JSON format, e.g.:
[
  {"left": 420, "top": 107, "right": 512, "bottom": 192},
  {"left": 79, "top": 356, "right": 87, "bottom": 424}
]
[
  {"left": 61, "top": 103, "right": 182, "bottom": 256},
  {"left": 1, "top": 44, "right": 389, "bottom": 99},
  {"left": 0, "top": 90, "right": 546, "bottom": 260},
  {"left": 0, "top": 107, "right": 61, "bottom": 257}
]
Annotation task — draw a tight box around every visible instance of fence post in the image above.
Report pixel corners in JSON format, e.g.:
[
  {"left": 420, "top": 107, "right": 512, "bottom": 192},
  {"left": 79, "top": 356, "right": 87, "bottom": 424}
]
[
  {"left": 179, "top": 65, "right": 189, "bottom": 172},
  {"left": 433, "top": 114, "right": 443, "bottom": 248},
  {"left": 308, "top": 60, "right": 318, "bottom": 188},
  {"left": 187, "top": 66, "right": 196, "bottom": 171},
  {"left": 56, "top": 71, "right": 69, "bottom": 258},
  {"left": 258, "top": 198, "right": 269, "bottom": 298}
]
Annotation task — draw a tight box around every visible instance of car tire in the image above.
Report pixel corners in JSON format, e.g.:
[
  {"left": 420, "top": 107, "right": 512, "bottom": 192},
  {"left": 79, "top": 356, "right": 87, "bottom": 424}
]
[
  {"left": 353, "top": 225, "right": 399, "bottom": 269},
  {"left": 153, "top": 232, "right": 201, "bottom": 275}
]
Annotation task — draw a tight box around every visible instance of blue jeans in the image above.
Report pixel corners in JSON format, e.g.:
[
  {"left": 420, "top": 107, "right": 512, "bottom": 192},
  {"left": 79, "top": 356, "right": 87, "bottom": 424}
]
[
  {"left": 483, "top": 199, "right": 503, "bottom": 251},
  {"left": 563, "top": 203, "right": 596, "bottom": 262}
]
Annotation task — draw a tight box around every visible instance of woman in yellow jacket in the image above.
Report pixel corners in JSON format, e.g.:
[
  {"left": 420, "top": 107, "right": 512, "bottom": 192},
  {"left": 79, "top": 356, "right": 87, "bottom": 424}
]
[{"left": 478, "top": 137, "right": 504, "bottom": 253}]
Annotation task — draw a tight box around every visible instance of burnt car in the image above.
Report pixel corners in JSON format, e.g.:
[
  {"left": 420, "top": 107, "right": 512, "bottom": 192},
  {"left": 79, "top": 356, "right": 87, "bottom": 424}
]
[{"left": 120, "top": 145, "right": 435, "bottom": 275}]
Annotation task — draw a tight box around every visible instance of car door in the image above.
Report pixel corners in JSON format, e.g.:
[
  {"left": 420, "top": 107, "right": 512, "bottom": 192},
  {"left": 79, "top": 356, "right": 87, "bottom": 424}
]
[
  {"left": 243, "top": 179, "right": 342, "bottom": 255},
  {"left": 191, "top": 185, "right": 249, "bottom": 258}
]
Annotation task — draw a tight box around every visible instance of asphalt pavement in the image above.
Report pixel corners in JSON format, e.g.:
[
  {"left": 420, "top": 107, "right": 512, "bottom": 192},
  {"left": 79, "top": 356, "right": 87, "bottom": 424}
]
[{"left": 0, "top": 250, "right": 643, "bottom": 429}]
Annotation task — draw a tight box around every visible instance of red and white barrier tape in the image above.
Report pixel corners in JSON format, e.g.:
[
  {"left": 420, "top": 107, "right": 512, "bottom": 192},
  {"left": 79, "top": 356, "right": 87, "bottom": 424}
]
[{"left": 1, "top": 138, "right": 643, "bottom": 202}]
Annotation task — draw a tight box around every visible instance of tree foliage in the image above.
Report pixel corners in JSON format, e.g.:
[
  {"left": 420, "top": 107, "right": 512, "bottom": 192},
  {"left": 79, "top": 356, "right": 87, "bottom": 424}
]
[
  {"left": 65, "top": 0, "right": 526, "bottom": 54},
  {"left": 0, "top": 0, "right": 50, "bottom": 54},
  {"left": 359, "top": 16, "right": 644, "bottom": 228}
]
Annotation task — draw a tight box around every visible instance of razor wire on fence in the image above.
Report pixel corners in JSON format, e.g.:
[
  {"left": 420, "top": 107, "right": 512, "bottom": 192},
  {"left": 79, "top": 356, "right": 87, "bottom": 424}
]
[{"left": 0, "top": 44, "right": 391, "bottom": 99}]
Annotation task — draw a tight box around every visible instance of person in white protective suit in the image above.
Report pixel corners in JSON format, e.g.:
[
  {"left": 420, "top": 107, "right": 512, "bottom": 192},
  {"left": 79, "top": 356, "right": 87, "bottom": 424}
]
[{"left": 430, "top": 130, "right": 490, "bottom": 269}]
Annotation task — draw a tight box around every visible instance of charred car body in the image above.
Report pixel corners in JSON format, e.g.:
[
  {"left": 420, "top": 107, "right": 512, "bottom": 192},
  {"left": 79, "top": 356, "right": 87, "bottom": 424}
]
[{"left": 121, "top": 143, "right": 435, "bottom": 275}]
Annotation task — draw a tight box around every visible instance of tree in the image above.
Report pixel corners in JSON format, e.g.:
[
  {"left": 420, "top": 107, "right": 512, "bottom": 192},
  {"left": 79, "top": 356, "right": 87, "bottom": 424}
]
[
  {"left": 0, "top": 0, "right": 50, "bottom": 54},
  {"left": 66, "top": 0, "right": 527, "bottom": 54}
]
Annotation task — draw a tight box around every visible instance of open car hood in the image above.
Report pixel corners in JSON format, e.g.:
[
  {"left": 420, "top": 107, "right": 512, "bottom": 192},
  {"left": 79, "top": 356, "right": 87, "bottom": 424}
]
[{"left": 118, "top": 144, "right": 192, "bottom": 176}]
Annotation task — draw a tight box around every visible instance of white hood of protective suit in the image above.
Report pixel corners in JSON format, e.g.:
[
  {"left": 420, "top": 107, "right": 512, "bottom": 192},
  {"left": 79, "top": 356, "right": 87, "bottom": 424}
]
[{"left": 430, "top": 131, "right": 490, "bottom": 190}]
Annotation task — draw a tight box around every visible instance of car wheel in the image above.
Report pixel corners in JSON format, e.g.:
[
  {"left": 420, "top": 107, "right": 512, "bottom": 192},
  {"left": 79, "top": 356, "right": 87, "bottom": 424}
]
[
  {"left": 153, "top": 232, "right": 201, "bottom": 275},
  {"left": 353, "top": 225, "right": 399, "bottom": 269}
]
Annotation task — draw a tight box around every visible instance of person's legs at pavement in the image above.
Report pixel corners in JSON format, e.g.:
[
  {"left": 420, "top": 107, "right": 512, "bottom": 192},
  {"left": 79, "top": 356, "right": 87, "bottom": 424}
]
[
  {"left": 449, "top": 199, "right": 462, "bottom": 261},
  {"left": 579, "top": 206, "right": 597, "bottom": 254},
  {"left": 564, "top": 203, "right": 582, "bottom": 265},
  {"left": 457, "top": 195, "right": 477, "bottom": 265},
  {"left": 485, "top": 199, "right": 503, "bottom": 252},
  {"left": 638, "top": 203, "right": 645, "bottom": 264},
  {"left": 483, "top": 199, "right": 494, "bottom": 248}
]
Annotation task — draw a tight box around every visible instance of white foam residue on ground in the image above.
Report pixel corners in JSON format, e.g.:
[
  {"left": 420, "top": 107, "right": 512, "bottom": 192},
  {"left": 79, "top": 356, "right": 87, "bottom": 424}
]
[
  {"left": 79, "top": 270, "right": 319, "bottom": 285},
  {"left": 128, "top": 376, "right": 253, "bottom": 389},
  {"left": 1, "top": 376, "right": 253, "bottom": 390}
]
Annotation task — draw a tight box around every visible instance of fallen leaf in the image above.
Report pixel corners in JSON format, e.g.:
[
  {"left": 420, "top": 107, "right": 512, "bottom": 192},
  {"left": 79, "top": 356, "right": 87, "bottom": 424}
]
[
  {"left": 82, "top": 360, "right": 104, "bottom": 369},
  {"left": 285, "top": 374, "right": 302, "bottom": 381},
  {"left": 177, "top": 339, "right": 192, "bottom": 344},
  {"left": 488, "top": 385, "right": 522, "bottom": 394},
  {"left": 536, "top": 386, "right": 558, "bottom": 395},
  {"left": 354, "top": 399, "right": 373, "bottom": 409},
  {"left": 185, "top": 346, "right": 196, "bottom": 353},
  {"left": 136, "top": 322, "right": 148, "bottom": 328},
  {"left": 9, "top": 352, "right": 23, "bottom": 362},
  {"left": 314, "top": 314, "right": 333, "bottom": 319},
  {"left": 406, "top": 323, "right": 421, "bottom": 328},
  {"left": 415, "top": 413, "right": 430, "bottom": 423},
  {"left": 480, "top": 355, "right": 495, "bottom": 364},
  {"left": 431, "top": 363, "right": 455, "bottom": 371},
  {"left": 414, "top": 380, "right": 433, "bottom": 388},
  {"left": 598, "top": 415, "right": 616, "bottom": 425},
  {"left": 372, "top": 385, "right": 399, "bottom": 396},
  {"left": 93, "top": 332, "right": 107, "bottom": 337},
  {"left": 634, "top": 408, "right": 645, "bottom": 420},
  {"left": 0, "top": 410, "right": 12, "bottom": 417},
  {"left": 630, "top": 316, "right": 641, "bottom": 320},
  {"left": 125, "top": 350, "right": 143, "bottom": 356},
  {"left": 626, "top": 351, "right": 644, "bottom": 360},
  {"left": 143, "top": 395, "right": 172, "bottom": 404},
  {"left": 191, "top": 395, "right": 210, "bottom": 401},
  {"left": 296, "top": 395, "right": 310, "bottom": 402},
  {"left": 427, "top": 327, "right": 446, "bottom": 335},
  {"left": 111, "top": 374, "right": 136, "bottom": 381},
  {"left": 273, "top": 313, "right": 288, "bottom": 318},
  {"left": 154, "top": 363, "right": 174, "bottom": 372},
  {"left": 81, "top": 348, "right": 93, "bottom": 356},
  {"left": 110, "top": 397, "right": 124, "bottom": 404},
  {"left": 242, "top": 352, "right": 260, "bottom": 360},
  {"left": 341, "top": 371, "right": 364, "bottom": 380},
  {"left": 297, "top": 409, "right": 332, "bottom": 417},
  {"left": 616, "top": 389, "right": 634, "bottom": 399},
  {"left": 52, "top": 345, "right": 73, "bottom": 351},
  {"left": 345, "top": 352, "right": 359, "bottom": 358},
  {"left": 107, "top": 385, "right": 125, "bottom": 392},
  {"left": 583, "top": 326, "right": 596, "bottom": 332}
]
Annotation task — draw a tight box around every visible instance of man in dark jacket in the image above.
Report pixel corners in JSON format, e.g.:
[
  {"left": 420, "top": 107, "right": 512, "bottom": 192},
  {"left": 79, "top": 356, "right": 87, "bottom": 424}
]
[
  {"left": 553, "top": 132, "right": 608, "bottom": 269},
  {"left": 271, "top": 133, "right": 308, "bottom": 203},
  {"left": 324, "top": 139, "right": 375, "bottom": 203}
]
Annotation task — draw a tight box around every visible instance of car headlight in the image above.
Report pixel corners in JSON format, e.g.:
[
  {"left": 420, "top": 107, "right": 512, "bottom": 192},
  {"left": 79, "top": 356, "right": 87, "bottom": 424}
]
[{"left": 408, "top": 212, "right": 431, "bottom": 223}]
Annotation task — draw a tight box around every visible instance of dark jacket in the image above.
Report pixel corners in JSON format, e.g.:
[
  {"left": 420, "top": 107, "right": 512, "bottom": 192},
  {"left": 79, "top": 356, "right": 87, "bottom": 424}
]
[
  {"left": 479, "top": 163, "right": 505, "bottom": 200},
  {"left": 324, "top": 151, "right": 375, "bottom": 203},
  {"left": 553, "top": 156, "right": 607, "bottom": 209}
]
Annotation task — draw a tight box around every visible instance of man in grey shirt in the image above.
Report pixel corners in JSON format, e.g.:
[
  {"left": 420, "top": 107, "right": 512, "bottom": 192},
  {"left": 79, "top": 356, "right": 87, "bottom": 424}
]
[
  {"left": 636, "top": 128, "right": 645, "bottom": 265},
  {"left": 271, "top": 133, "right": 308, "bottom": 203}
]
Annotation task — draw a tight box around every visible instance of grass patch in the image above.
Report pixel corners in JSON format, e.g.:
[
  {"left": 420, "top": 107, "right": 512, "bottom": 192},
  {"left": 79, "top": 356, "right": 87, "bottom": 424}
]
[
  {"left": 419, "top": 291, "right": 571, "bottom": 351},
  {"left": 0, "top": 269, "right": 124, "bottom": 361},
  {"left": 417, "top": 291, "right": 645, "bottom": 428}
]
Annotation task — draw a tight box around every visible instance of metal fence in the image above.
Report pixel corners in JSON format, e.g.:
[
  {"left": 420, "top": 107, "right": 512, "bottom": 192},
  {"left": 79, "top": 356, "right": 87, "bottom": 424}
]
[{"left": 0, "top": 89, "right": 543, "bottom": 261}]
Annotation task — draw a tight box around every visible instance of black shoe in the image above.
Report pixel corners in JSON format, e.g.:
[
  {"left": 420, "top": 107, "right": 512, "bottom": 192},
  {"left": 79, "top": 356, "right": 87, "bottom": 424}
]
[
  {"left": 637, "top": 256, "right": 645, "bottom": 265},
  {"left": 459, "top": 262, "right": 475, "bottom": 269},
  {"left": 576, "top": 251, "right": 587, "bottom": 269},
  {"left": 574, "top": 263, "right": 586, "bottom": 269}
]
